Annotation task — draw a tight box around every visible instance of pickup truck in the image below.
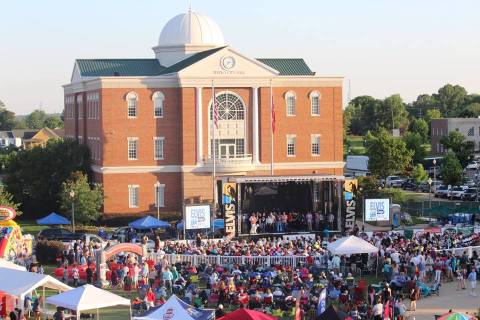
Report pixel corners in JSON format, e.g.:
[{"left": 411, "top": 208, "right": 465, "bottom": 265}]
[
  {"left": 385, "top": 176, "right": 405, "bottom": 188},
  {"left": 434, "top": 185, "right": 449, "bottom": 198}
]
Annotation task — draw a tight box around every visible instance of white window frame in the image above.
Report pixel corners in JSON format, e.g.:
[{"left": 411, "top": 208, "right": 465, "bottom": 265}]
[
  {"left": 153, "top": 137, "right": 165, "bottom": 160},
  {"left": 152, "top": 91, "right": 165, "bottom": 118},
  {"left": 286, "top": 134, "right": 296, "bottom": 157},
  {"left": 127, "top": 137, "right": 138, "bottom": 160},
  {"left": 311, "top": 134, "right": 321, "bottom": 156},
  {"left": 154, "top": 183, "right": 165, "bottom": 208},
  {"left": 310, "top": 91, "right": 321, "bottom": 116},
  {"left": 285, "top": 91, "right": 296, "bottom": 117},
  {"left": 126, "top": 91, "right": 138, "bottom": 118},
  {"left": 128, "top": 185, "right": 139, "bottom": 208}
]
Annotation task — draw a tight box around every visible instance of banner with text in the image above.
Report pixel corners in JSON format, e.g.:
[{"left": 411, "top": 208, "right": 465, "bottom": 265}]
[
  {"left": 185, "top": 205, "right": 211, "bottom": 230},
  {"left": 222, "top": 182, "right": 237, "bottom": 238},
  {"left": 344, "top": 179, "right": 358, "bottom": 232},
  {"left": 365, "top": 198, "right": 390, "bottom": 221}
]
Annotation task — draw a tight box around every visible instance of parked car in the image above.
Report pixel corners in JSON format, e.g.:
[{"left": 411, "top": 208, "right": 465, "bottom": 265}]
[
  {"left": 385, "top": 176, "right": 405, "bottom": 188},
  {"left": 465, "top": 179, "right": 476, "bottom": 188},
  {"left": 37, "top": 228, "right": 82, "bottom": 241},
  {"left": 466, "top": 161, "right": 478, "bottom": 170},
  {"left": 461, "top": 188, "right": 477, "bottom": 201},
  {"left": 81, "top": 233, "right": 115, "bottom": 249},
  {"left": 401, "top": 180, "right": 417, "bottom": 191},
  {"left": 418, "top": 180, "right": 442, "bottom": 193},
  {"left": 449, "top": 186, "right": 467, "bottom": 199},
  {"left": 434, "top": 185, "right": 450, "bottom": 198}
]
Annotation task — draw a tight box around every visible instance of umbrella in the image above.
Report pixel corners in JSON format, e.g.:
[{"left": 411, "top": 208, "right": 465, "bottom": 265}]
[
  {"left": 437, "top": 312, "right": 477, "bottom": 320},
  {"left": 213, "top": 218, "right": 224, "bottom": 229},
  {"left": 128, "top": 216, "right": 170, "bottom": 230},
  {"left": 36, "top": 212, "right": 70, "bottom": 225}
]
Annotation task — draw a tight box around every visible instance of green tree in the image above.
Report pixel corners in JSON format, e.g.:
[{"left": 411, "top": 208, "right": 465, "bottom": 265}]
[
  {"left": 0, "top": 186, "right": 22, "bottom": 215},
  {"left": 344, "top": 96, "right": 382, "bottom": 135},
  {"left": 3, "top": 139, "right": 91, "bottom": 217},
  {"left": 424, "top": 109, "right": 442, "bottom": 124},
  {"left": 458, "top": 103, "right": 480, "bottom": 118},
  {"left": 411, "top": 164, "right": 428, "bottom": 184},
  {"left": 403, "top": 132, "right": 427, "bottom": 164},
  {"left": 434, "top": 84, "right": 467, "bottom": 116},
  {"left": 25, "top": 109, "right": 49, "bottom": 129},
  {"left": 44, "top": 116, "right": 64, "bottom": 129},
  {"left": 377, "top": 94, "right": 409, "bottom": 131},
  {"left": 0, "top": 100, "right": 17, "bottom": 131},
  {"left": 441, "top": 152, "right": 463, "bottom": 186},
  {"left": 440, "top": 131, "right": 474, "bottom": 168},
  {"left": 60, "top": 172, "right": 103, "bottom": 224},
  {"left": 365, "top": 129, "right": 413, "bottom": 179},
  {"left": 408, "top": 118, "right": 429, "bottom": 143}
]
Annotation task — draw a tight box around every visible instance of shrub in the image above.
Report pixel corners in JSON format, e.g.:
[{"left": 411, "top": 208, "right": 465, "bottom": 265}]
[{"left": 35, "top": 240, "right": 65, "bottom": 265}]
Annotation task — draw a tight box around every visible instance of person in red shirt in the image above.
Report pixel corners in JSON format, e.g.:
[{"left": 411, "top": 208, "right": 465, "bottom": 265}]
[{"left": 145, "top": 288, "right": 155, "bottom": 309}]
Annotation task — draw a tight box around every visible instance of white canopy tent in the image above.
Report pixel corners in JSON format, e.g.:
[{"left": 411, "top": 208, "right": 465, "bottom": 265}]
[
  {"left": 133, "top": 295, "right": 214, "bottom": 320},
  {"left": 0, "top": 258, "right": 27, "bottom": 271},
  {"left": 46, "top": 284, "right": 131, "bottom": 320},
  {"left": 327, "top": 235, "right": 379, "bottom": 255},
  {"left": 0, "top": 267, "right": 71, "bottom": 311}
]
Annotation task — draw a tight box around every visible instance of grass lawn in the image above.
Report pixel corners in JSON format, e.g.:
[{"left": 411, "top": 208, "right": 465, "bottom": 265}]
[{"left": 17, "top": 219, "right": 48, "bottom": 236}]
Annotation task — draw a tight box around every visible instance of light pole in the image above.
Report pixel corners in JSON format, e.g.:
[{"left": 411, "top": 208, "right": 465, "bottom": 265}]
[
  {"left": 428, "top": 177, "right": 433, "bottom": 223},
  {"left": 69, "top": 190, "right": 75, "bottom": 233},
  {"left": 433, "top": 159, "right": 437, "bottom": 185},
  {"left": 155, "top": 181, "right": 160, "bottom": 220}
]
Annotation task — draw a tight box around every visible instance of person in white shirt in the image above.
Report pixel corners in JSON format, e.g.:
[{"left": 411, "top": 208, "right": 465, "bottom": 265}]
[{"left": 372, "top": 299, "right": 383, "bottom": 320}]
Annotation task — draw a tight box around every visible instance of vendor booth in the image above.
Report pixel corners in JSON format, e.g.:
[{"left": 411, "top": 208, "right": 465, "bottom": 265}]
[
  {"left": 36, "top": 212, "right": 71, "bottom": 225},
  {"left": 327, "top": 235, "right": 379, "bottom": 255},
  {"left": 218, "top": 308, "right": 278, "bottom": 320},
  {"left": 0, "top": 267, "right": 71, "bottom": 317},
  {"left": 128, "top": 216, "right": 170, "bottom": 229},
  {"left": 133, "top": 295, "right": 214, "bottom": 320},
  {"left": 46, "top": 284, "right": 131, "bottom": 320}
]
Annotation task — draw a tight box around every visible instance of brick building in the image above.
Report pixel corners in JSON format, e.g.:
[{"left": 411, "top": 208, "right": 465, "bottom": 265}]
[
  {"left": 431, "top": 118, "right": 480, "bottom": 155},
  {"left": 64, "top": 10, "right": 345, "bottom": 223}
]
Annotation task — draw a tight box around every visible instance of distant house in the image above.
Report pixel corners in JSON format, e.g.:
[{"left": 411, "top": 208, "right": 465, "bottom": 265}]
[
  {"left": 344, "top": 155, "right": 369, "bottom": 177},
  {"left": 431, "top": 118, "right": 480, "bottom": 154},
  {"left": 0, "top": 128, "right": 64, "bottom": 149}
]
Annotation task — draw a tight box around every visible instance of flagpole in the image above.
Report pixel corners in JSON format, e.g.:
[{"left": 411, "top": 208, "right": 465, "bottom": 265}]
[
  {"left": 270, "top": 79, "right": 274, "bottom": 176},
  {"left": 212, "top": 80, "right": 216, "bottom": 207}
]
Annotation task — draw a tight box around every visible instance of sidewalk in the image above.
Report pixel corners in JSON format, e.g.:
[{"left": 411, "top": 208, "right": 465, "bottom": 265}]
[{"left": 405, "top": 280, "right": 478, "bottom": 320}]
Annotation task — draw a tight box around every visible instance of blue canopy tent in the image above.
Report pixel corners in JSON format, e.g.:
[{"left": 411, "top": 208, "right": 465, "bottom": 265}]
[
  {"left": 36, "top": 212, "right": 71, "bottom": 225},
  {"left": 133, "top": 294, "right": 214, "bottom": 320},
  {"left": 128, "top": 216, "right": 170, "bottom": 230}
]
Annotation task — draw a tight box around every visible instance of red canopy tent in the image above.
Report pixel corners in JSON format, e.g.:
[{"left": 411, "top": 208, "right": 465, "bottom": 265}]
[{"left": 218, "top": 309, "right": 278, "bottom": 320}]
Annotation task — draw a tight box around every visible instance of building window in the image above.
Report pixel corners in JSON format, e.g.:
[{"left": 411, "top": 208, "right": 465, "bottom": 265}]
[
  {"left": 311, "top": 134, "right": 321, "bottom": 156},
  {"left": 286, "top": 135, "right": 296, "bottom": 157},
  {"left": 127, "top": 137, "right": 138, "bottom": 160},
  {"left": 126, "top": 92, "right": 138, "bottom": 118},
  {"left": 209, "top": 92, "right": 244, "bottom": 120},
  {"left": 154, "top": 137, "right": 164, "bottom": 160},
  {"left": 154, "top": 183, "right": 165, "bottom": 208},
  {"left": 468, "top": 127, "right": 474, "bottom": 136},
  {"left": 128, "top": 185, "right": 139, "bottom": 208},
  {"left": 285, "top": 91, "right": 296, "bottom": 116},
  {"left": 76, "top": 95, "right": 83, "bottom": 119},
  {"left": 310, "top": 91, "right": 320, "bottom": 116},
  {"left": 152, "top": 91, "right": 164, "bottom": 118}
]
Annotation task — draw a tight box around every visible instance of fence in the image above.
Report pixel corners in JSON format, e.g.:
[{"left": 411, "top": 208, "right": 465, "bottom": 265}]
[
  {"left": 434, "top": 245, "right": 480, "bottom": 258},
  {"left": 147, "top": 253, "right": 308, "bottom": 268}
]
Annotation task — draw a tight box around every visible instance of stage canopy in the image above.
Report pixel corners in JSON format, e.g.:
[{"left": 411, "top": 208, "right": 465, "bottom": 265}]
[
  {"left": 133, "top": 295, "right": 214, "bottom": 320},
  {"left": 128, "top": 216, "right": 170, "bottom": 230},
  {"left": 0, "top": 267, "right": 71, "bottom": 298},
  {"left": 0, "top": 258, "right": 27, "bottom": 271},
  {"left": 46, "top": 284, "right": 130, "bottom": 312},
  {"left": 218, "top": 308, "right": 278, "bottom": 320},
  {"left": 327, "top": 235, "right": 379, "bottom": 255},
  {"left": 233, "top": 174, "right": 344, "bottom": 183},
  {"left": 36, "top": 212, "right": 71, "bottom": 225}
]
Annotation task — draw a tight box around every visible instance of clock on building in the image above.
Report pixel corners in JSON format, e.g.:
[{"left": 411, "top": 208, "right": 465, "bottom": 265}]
[{"left": 221, "top": 56, "right": 236, "bottom": 70}]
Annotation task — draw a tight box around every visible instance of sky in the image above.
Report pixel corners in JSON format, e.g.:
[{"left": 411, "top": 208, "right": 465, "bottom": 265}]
[{"left": 1, "top": 0, "right": 479, "bottom": 115}]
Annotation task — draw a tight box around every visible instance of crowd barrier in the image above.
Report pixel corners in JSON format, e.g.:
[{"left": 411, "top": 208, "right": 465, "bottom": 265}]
[
  {"left": 147, "top": 253, "right": 309, "bottom": 267},
  {"left": 434, "top": 245, "right": 480, "bottom": 258}
]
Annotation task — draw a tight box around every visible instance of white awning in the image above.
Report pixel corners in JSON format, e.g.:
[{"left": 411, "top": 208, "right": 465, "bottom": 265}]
[
  {"left": 233, "top": 175, "right": 345, "bottom": 183},
  {"left": 0, "top": 259, "right": 27, "bottom": 271},
  {"left": 327, "top": 235, "right": 379, "bottom": 255}
]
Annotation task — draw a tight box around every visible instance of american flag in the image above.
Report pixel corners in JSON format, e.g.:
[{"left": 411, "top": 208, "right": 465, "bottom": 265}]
[{"left": 213, "top": 84, "right": 218, "bottom": 129}]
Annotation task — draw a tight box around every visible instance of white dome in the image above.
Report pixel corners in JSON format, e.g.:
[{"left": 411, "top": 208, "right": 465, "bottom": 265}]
[{"left": 159, "top": 11, "right": 225, "bottom": 47}]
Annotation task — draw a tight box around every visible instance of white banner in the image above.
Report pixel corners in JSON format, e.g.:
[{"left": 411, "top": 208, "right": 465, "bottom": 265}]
[
  {"left": 185, "top": 205, "right": 211, "bottom": 229},
  {"left": 365, "top": 198, "right": 390, "bottom": 221}
]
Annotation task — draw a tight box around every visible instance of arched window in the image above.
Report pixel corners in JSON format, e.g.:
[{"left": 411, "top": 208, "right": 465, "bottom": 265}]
[
  {"left": 209, "top": 92, "right": 244, "bottom": 120},
  {"left": 152, "top": 91, "right": 165, "bottom": 118},
  {"left": 310, "top": 91, "right": 320, "bottom": 116},
  {"left": 126, "top": 92, "right": 138, "bottom": 118},
  {"left": 285, "top": 91, "right": 296, "bottom": 116}
]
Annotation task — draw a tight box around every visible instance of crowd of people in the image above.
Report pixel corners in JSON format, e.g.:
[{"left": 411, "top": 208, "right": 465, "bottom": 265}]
[
  {"left": 44, "top": 226, "right": 479, "bottom": 320},
  {"left": 241, "top": 211, "right": 336, "bottom": 234}
]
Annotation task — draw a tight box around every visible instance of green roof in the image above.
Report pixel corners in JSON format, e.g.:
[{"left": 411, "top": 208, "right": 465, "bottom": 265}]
[
  {"left": 76, "top": 59, "right": 165, "bottom": 77},
  {"left": 256, "top": 58, "right": 315, "bottom": 76},
  {"left": 158, "top": 46, "right": 226, "bottom": 75}
]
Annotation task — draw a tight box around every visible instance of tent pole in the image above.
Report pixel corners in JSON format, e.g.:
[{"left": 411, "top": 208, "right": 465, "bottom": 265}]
[
  {"left": 42, "top": 286, "right": 46, "bottom": 320},
  {"left": 97, "top": 308, "right": 99, "bottom": 320},
  {"left": 129, "top": 305, "right": 132, "bottom": 320}
]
